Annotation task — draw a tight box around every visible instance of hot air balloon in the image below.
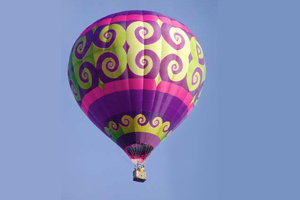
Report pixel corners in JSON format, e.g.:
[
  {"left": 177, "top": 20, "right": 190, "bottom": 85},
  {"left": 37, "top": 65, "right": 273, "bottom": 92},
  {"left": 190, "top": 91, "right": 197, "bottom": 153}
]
[{"left": 68, "top": 10, "right": 206, "bottom": 182}]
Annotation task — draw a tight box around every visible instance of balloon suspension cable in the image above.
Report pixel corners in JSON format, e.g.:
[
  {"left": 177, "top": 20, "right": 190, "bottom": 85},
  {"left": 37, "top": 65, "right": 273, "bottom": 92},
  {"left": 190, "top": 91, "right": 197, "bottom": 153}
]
[{"left": 135, "top": 161, "right": 144, "bottom": 170}]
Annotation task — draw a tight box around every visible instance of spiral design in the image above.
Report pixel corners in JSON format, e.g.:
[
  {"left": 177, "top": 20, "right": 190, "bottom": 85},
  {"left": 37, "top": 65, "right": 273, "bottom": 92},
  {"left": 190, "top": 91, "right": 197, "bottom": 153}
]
[
  {"left": 187, "top": 66, "right": 203, "bottom": 92},
  {"left": 120, "top": 115, "right": 131, "bottom": 127},
  {"left": 74, "top": 31, "right": 93, "bottom": 59},
  {"left": 76, "top": 62, "right": 99, "bottom": 90},
  {"left": 151, "top": 117, "right": 162, "bottom": 128},
  {"left": 93, "top": 26, "right": 117, "bottom": 48},
  {"left": 186, "top": 61, "right": 203, "bottom": 91},
  {"left": 136, "top": 114, "right": 147, "bottom": 126},
  {"left": 104, "top": 128, "right": 112, "bottom": 138},
  {"left": 162, "top": 122, "right": 171, "bottom": 133},
  {"left": 136, "top": 52, "right": 149, "bottom": 69},
  {"left": 160, "top": 54, "right": 186, "bottom": 82},
  {"left": 190, "top": 37, "right": 205, "bottom": 67},
  {"left": 109, "top": 121, "right": 119, "bottom": 131},
  {"left": 131, "top": 49, "right": 160, "bottom": 77},
  {"left": 162, "top": 24, "right": 186, "bottom": 50},
  {"left": 192, "top": 67, "right": 202, "bottom": 85},
  {"left": 68, "top": 12, "right": 207, "bottom": 147},
  {"left": 196, "top": 43, "right": 205, "bottom": 65},
  {"left": 97, "top": 52, "right": 126, "bottom": 80},
  {"left": 196, "top": 45, "right": 202, "bottom": 58},
  {"left": 135, "top": 22, "right": 161, "bottom": 45}
]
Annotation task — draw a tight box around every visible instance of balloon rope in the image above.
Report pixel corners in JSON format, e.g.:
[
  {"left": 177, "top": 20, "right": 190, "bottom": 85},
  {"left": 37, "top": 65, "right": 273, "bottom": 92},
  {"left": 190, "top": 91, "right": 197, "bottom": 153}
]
[
  {"left": 131, "top": 147, "right": 136, "bottom": 161},
  {"left": 139, "top": 145, "right": 142, "bottom": 162},
  {"left": 128, "top": 147, "right": 135, "bottom": 161},
  {"left": 145, "top": 145, "right": 149, "bottom": 158},
  {"left": 139, "top": 144, "right": 142, "bottom": 159},
  {"left": 136, "top": 145, "right": 139, "bottom": 160},
  {"left": 137, "top": 145, "right": 140, "bottom": 160}
]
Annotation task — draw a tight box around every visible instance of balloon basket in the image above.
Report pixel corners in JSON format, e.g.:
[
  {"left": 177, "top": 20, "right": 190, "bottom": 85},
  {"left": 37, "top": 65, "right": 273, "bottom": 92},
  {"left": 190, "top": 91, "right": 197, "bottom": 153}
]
[{"left": 133, "top": 163, "right": 146, "bottom": 183}]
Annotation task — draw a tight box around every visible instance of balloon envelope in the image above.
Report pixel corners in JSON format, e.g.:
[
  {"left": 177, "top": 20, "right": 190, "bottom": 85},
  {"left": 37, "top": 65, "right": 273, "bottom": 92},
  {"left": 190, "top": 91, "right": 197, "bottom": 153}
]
[{"left": 68, "top": 10, "right": 206, "bottom": 165}]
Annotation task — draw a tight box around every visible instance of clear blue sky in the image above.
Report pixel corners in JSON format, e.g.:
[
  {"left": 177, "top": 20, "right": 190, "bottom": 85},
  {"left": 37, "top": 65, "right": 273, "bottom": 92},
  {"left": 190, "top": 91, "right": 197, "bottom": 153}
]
[{"left": 61, "top": 0, "right": 218, "bottom": 200}]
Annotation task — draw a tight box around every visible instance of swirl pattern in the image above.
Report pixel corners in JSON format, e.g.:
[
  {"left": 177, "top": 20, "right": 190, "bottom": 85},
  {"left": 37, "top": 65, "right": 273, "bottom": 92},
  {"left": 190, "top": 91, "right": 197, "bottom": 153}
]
[
  {"left": 104, "top": 127, "right": 113, "bottom": 138},
  {"left": 160, "top": 54, "right": 186, "bottom": 82},
  {"left": 74, "top": 30, "right": 93, "bottom": 59},
  {"left": 96, "top": 52, "right": 126, "bottom": 80},
  {"left": 104, "top": 114, "right": 171, "bottom": 139},
  {"left": 134, "top": 21, "right": 161, "bottom": 45},
  {"left": 196, "top": 43, "right": 204, "bottom": 64},
  {"left": 68, "top": 11, "right": 206, "bottom": 153},
  {"left": 187, "top": 66, "right": 203, "bottom": 91},
  {"left": 187, "top": 37, "right": 206, "bottom": 93},
  {"left": 93, "top": 26, "right": 117, "bottom": 48},
  {"left": 136, "top": 114, "right": 147, "bottom": 126},
  {"left": 151, "top": 117, "right": 162, "bottom": 128},
  {"left": 162, "top": 122, "right": 171, "bottom": 133},
  {"left": 68, "top": 12, "right": 205, "bottom": 97},
  {"left": 120, "top": 115, "right": 131, "bottom": 127},
  {"left": 109, "top": 121, "right": 119, "bottom": 131},
  {"left": 130, "top": 49, "right": 160, "bottom": 77},
  {"left": 162, "top": 24, "right": 186, "bottom": 50},
  {"left": 75, "top": 62, "right": 99, "bottom": 90}
]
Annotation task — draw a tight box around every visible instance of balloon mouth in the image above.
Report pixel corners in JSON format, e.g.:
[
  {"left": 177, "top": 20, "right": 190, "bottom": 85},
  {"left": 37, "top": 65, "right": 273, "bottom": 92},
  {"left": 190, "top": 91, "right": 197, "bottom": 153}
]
[{"left": 124, "top": 143, "right": 153, "bottom": 165}]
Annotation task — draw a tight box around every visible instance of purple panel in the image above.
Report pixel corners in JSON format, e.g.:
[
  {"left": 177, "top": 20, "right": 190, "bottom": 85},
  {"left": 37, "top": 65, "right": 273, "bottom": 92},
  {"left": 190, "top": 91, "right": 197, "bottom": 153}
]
[
  {"left": 117, "top": 132, "right": 161, "bottom": 149},
  {"left": 87, "top": 90, "right": 188, "bottom": 130}
]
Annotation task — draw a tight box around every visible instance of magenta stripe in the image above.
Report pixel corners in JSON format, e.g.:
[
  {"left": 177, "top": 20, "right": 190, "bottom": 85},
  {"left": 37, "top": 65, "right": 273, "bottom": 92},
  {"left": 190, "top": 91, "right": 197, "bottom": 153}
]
[
  {"left": 157, "top": 81, "right": 193, "bottom": 103},
  {"left": 81, "top": 78, "right": 193, "bottom": 115},
  {"left": 79, "top": 14, "right": 195, "bottom": 38}
]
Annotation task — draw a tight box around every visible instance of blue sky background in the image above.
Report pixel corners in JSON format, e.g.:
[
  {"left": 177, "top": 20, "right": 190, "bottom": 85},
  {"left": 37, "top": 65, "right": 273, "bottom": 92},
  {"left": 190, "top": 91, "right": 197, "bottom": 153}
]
[
  {"left": 1, "top": 0, "right": 300, "bottom": 200},
  {"left": 61, "top": 0, "right": 218, "bottom": 200}
]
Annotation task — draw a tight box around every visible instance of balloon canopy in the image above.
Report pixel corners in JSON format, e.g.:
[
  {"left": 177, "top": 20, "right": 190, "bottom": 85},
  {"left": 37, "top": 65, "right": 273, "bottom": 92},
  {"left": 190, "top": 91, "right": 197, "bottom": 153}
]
[{"left": 68, "top": 10, "right": 206, "bottom": 165}]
